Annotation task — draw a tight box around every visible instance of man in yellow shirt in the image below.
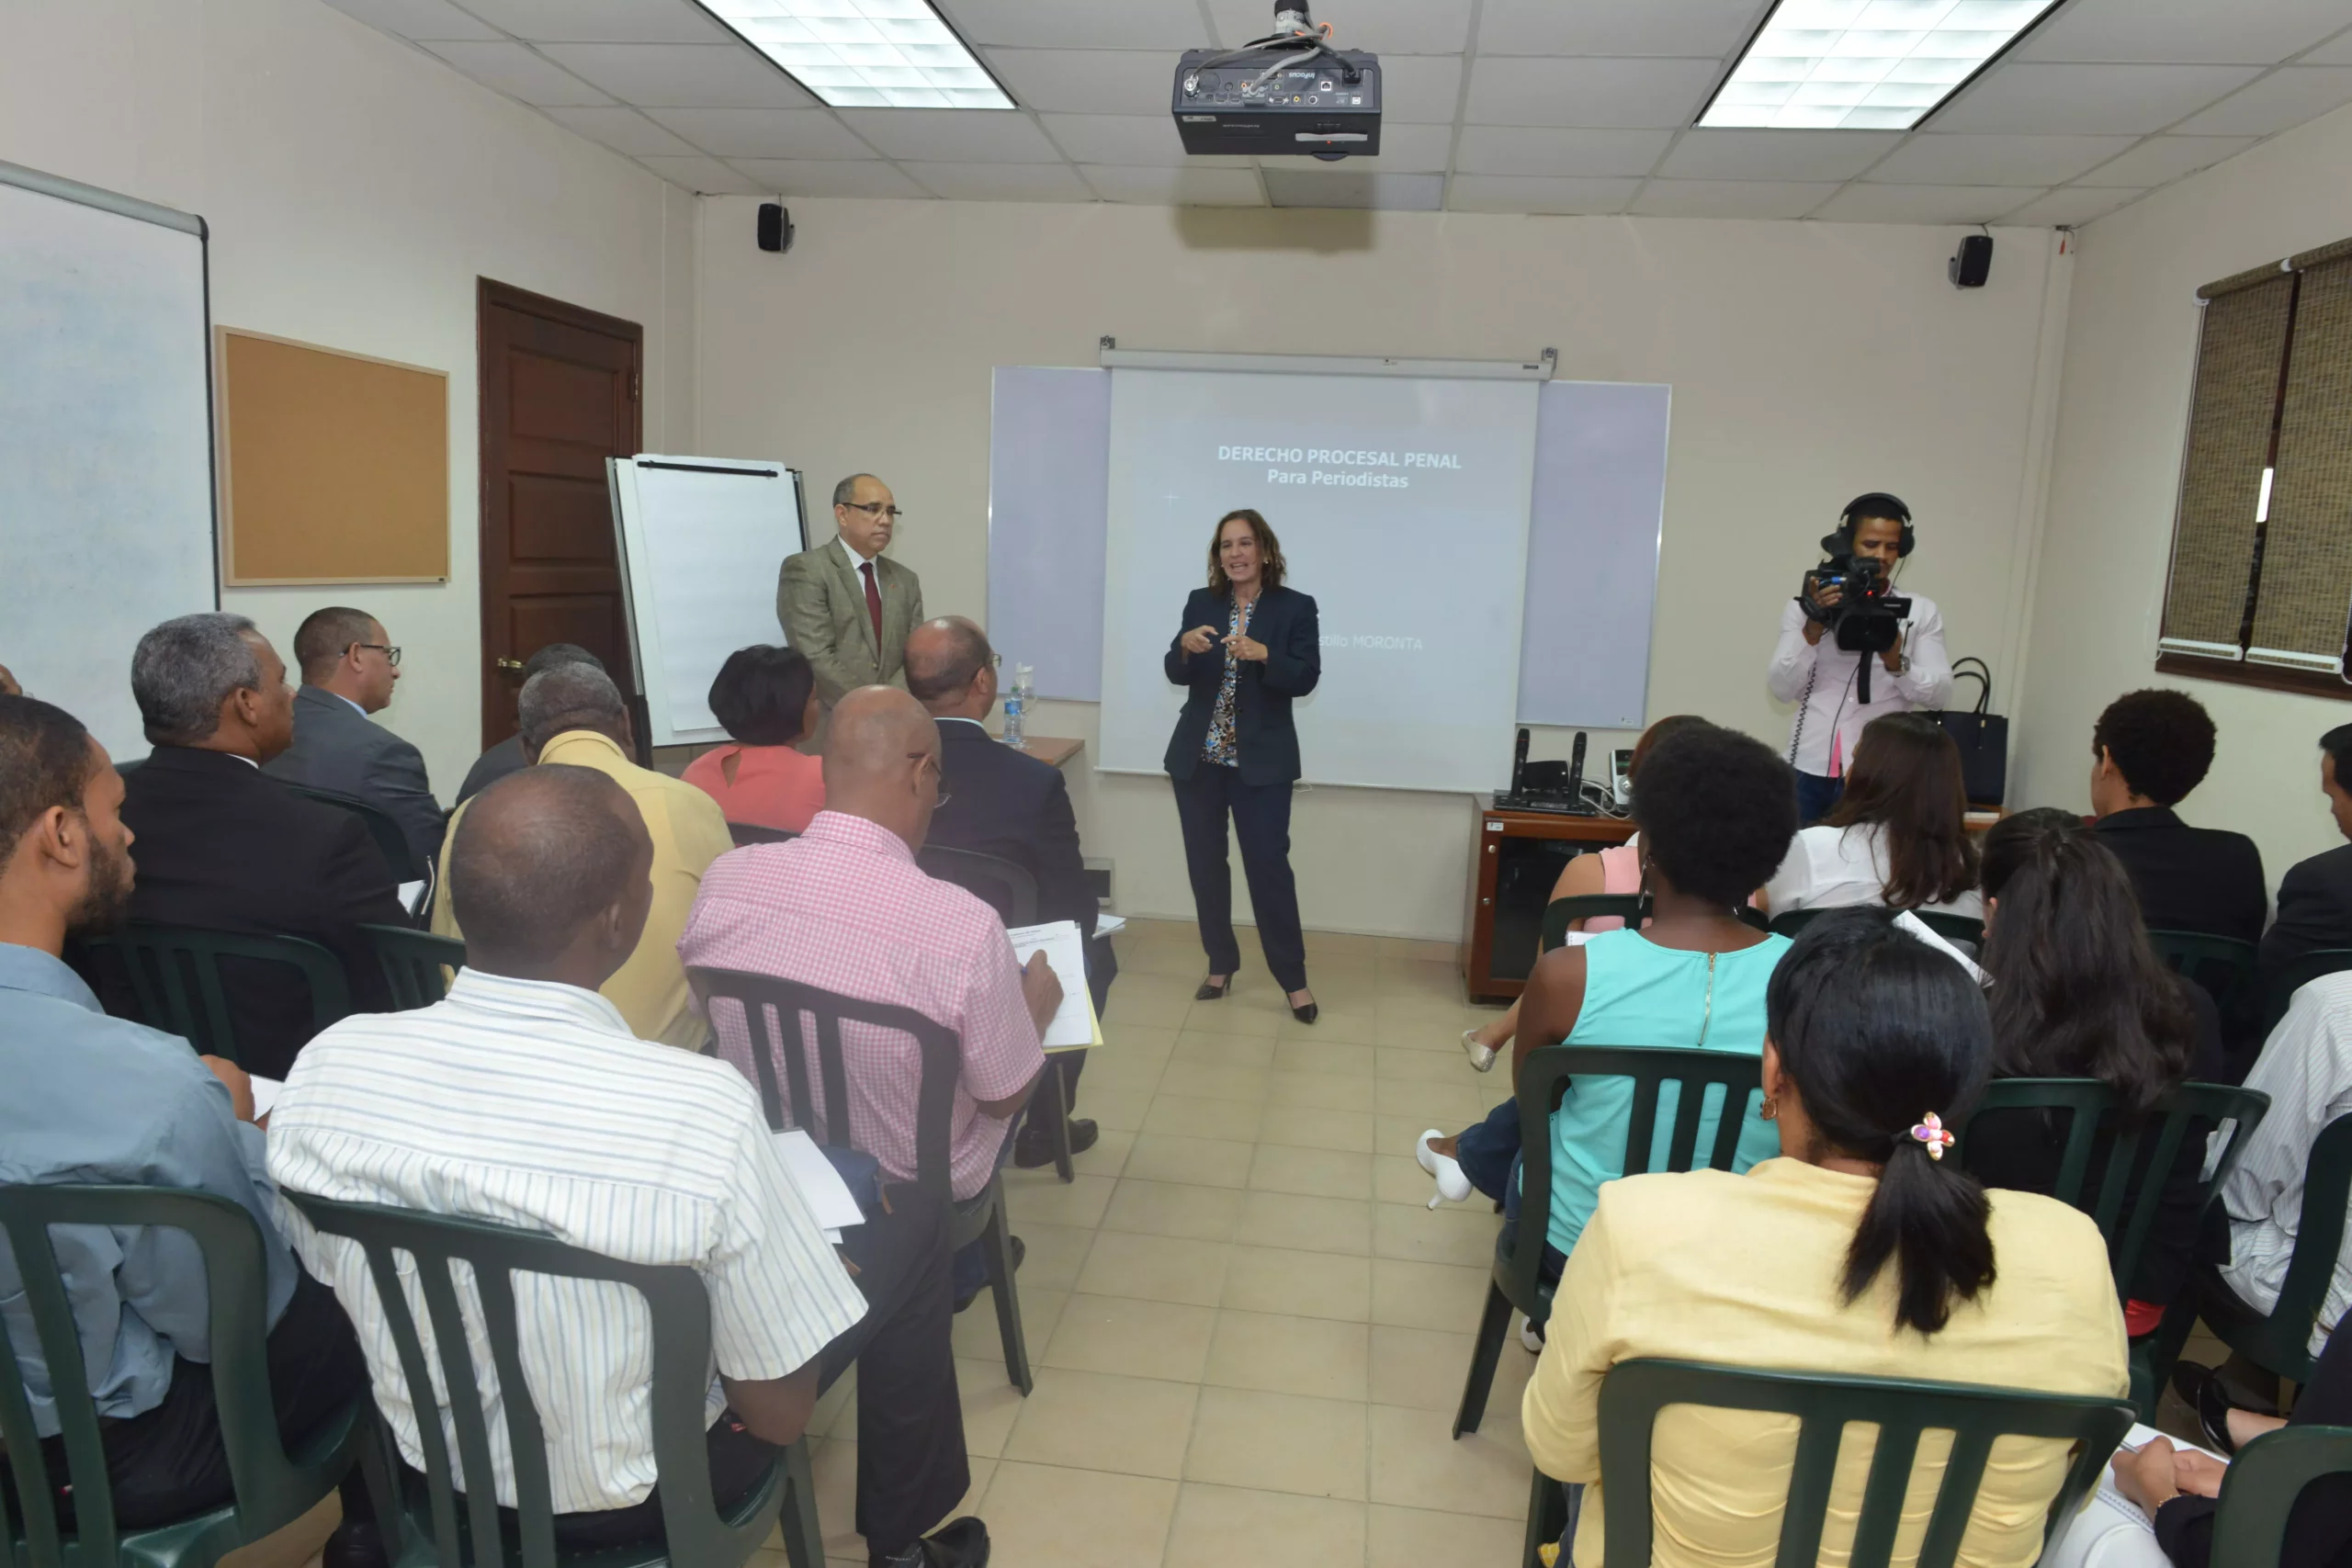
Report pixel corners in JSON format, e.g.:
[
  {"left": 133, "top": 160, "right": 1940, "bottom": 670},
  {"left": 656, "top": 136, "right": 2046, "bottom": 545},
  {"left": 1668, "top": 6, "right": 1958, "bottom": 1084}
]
[{"left": 432, "top": 665, "right": 731, "bottom": 1048}]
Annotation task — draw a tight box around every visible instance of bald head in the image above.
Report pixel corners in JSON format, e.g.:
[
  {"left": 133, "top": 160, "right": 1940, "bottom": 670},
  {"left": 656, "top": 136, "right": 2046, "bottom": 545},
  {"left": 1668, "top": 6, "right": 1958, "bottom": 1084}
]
[
  {"left": 904, "top": 616, "right": 997, "bottom": 719},
  {"left": 449, "top": 765, "right": 653, "bottom": 981},
  {"left": 821, "top": 686, "right": 943, "bottom": 851}
]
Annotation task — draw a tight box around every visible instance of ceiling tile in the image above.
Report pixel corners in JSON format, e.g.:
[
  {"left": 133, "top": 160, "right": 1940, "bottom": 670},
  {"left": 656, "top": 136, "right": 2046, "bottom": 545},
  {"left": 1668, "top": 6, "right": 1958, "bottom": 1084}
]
[
  {"left": 1207, "top": 0, "right": 1474, "bottom": 55},
  {"left": 2017, "top": 0, "right": 2348, "bottom": 66},
  {"left": 316, "top": 0, "right": 499, "bottom": 40},
  {"left": 1474, "top": 0, "right": 1765, "bottom": 59},
  {"left": 1263, "top": 169, "right": 1444, "bottom": 209},
  {"left": 2171, "top": 66, "right": 2352, "bottom": 135},
  {"left": 1079, "top": 164, "right": 1266, "bottom": 204},
  {"left": 836, "top": 107, "right": 1061, "bottom": 162},
  {"left": 642, "top": 107, "right": 876, "bottom": 159},
  {"left": 1999, "top": 186, "right": 2148, "bottom": 226},
  {"left": 1928, "top": 63, "right": 2264, "bottom": 135},
  {"left": 2075, "top": 134, "right": 2259, "bottom": 186},
  {"left": 1376, "top": 55, "right": 1467, "bottom": 124},
  {"left": 535, "top": 42, "right": 814, "bottom": 107},
  {"left": 1455, "top": 126, "right": 1673, "bottom": 177},
  {"left": 725, "top": 158, "right": 930, "bottom": 197},
  {"left": 540, "top": 105, "right": 704, "bottom": 156},
  {"left": 1629, "top": 179, "right": 1841, "bottom": 219},
  {"left": 1655, "top": 129, "right": 1903, "bottom": 181},
  {"left": 1259, "top": 122, "right": 1455, "bottom": 172},
  {"left": 632, "top": 152, "right": 768, "bottom": 193},
  {"left": 456, "top": 0, "right": 728, "bottom": 44},
  {"left": 2305, "top": 32, "right": 2352, "bottom": 66},
  {"left": 936, "top": 0, "right": 1207, "bottom": 51},
  {"left": 418, "top": 41, "right": 613, "bottom": 105},
  {"left": 1810, "top": 184, "right": 2052, "bottom": 224},
  {"left": 1865, "top": 133, "right": 2138, "bottom": 186},
  {"left": 1041, "top": 114, "right": 1250, "bottom": 166},
  {"left": 1446, "top": 175, "right": 1640, "bottom": 214},
  {"left": 983, "top": 48, "right": 1178, "bottom": 115},
  {"left": 1464, "top": 56, "right": 1722, "bottom": 128},
  {"left": 904, "top": 162, "right": 1095, "bottom": 201}
]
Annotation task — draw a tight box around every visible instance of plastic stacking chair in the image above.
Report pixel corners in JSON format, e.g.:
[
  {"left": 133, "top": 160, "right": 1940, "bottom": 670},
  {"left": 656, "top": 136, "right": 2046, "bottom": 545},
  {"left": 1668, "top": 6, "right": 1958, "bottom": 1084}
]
[
  {"left": 2260, "top": 948, "right": 2352, "bottom": 1041},
  {"left": 2148, "top": 929, "right": 2261, "bottom": 1018},
  {"left": 1538, "top": 895, "right": 1647, "bottom": 953},
  {"left": 360, "top": 924, "right": 467, "bottom": 1010},
  {"left": 1526, "top": 1358, "right": 2134, "bottom": 1568},
  {"left": 684, "top": 967, "right": 1033, "bottom": 1394},
  {"left": 1911, "top": 909, "right": 1986, "bottom": 953},
  {"left": 2208, "top": 1423, "right": 2352, "bottom": 1565},
  {"left": 2157, "top": 1112, "right": 2352, "bottom": 1392},
  {"left": 0, "top": 1185, "right": 377, "bottom": 1568},
  {"left": 282, "top": 783, "right": 422, "bottom": 884},
  {"left": 74, "top": 922, "right": 352, "bottom": 1066},
  {"left": 1454, "top": 1045, "right": 1763, "bottom": 1438},
  {"left": 915, "top": 845, "right": 1040, "bottom": 927},
  {"left": 1954, "top": 1077, "right": 2271, "bottom": 1416},
  {"left": 277, "top": 1192, "right": 824, "bottom": 1568},
  {"left": 726, "top": 823, "right": 797, "bottom": 848}
]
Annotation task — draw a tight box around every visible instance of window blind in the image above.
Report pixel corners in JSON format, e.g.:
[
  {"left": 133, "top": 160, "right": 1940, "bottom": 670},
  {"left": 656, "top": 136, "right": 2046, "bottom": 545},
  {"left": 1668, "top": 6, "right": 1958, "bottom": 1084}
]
[
  {"left": 2249, "top": 245, "right": 2352, "bottom": 673},
  {"left": 2158, "top": 269, "right": 2295, "bottom": 660}
]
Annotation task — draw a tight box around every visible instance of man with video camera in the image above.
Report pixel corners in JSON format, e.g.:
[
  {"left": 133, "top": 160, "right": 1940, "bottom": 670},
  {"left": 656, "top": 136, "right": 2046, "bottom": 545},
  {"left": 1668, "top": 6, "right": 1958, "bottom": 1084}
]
[{"left": 1767, "top": 492, "right": 1953, "bottom": 824}]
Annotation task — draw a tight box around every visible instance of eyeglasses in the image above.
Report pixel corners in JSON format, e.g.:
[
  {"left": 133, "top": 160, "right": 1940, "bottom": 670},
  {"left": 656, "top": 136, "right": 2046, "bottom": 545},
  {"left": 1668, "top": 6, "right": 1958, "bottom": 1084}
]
[
  {"left": 842, "top": 502, "right": 905, "bottom": 520},
  {"left": 910, "top": 750, "right": 950, "bottom": 810},
  {"left": 354, "top": 644, "right": 402, "bottom": 667}
]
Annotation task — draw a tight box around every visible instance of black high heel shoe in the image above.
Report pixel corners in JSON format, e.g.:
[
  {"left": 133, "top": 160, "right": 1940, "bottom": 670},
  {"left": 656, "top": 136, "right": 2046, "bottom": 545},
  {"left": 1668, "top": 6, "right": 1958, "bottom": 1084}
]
[
  {"left": 1288, "top": 990, "right": 1317, "bottom": 1024},
  {"left": 1195, "top": 976, "right": 1232, "bottom": 1001}
]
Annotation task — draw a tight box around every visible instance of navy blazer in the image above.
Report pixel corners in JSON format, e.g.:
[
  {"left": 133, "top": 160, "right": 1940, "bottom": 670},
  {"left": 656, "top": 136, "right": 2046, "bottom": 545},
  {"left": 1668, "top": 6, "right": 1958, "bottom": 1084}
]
[
  {"left": 1162, "top": 584, "right": 1320, "bottom": 786},
  {"left": 2261, "top": 841, "right": 2352, "bottom": 983},
  {"left": 2095, "top": 806, "right": 2267, "bottom": 945}
]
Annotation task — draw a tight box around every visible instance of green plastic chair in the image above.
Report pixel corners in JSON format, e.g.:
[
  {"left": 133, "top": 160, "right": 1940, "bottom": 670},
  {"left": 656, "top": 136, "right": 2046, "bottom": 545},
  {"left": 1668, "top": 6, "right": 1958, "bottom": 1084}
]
[
  {"left": 280, "top": 784, "right": 422, "bottom": 884},
  {"left": 2209, "top": 1423, "right": 2352, "bottom": 1564},
  {"left": 1538, "top": 896, "right": 1646, "bottom": 953},
  {"left": 2147, "top": 929, "right": 2261, "bottom": 1020},
  {"left": 359, "top": 925, "right": 467, "bottom": 1011},
  {"left": 1953, "top": 1077, "right": 2271, "bottom": 1416},
  {"left": 277, "top": 1191, "right": 824, "bottom": 1568},
  {"left": 1453, "top": 1044, "right": 1764, "bottom": 1438},
  {"left": 1769, "top": 907, "right": 1985, "bottom": 952},
  {"left": 2259, "top": 948, "right": 2352, "bottom": 1041},
  {"left": 685, "top": 967, "right": 1033, "bottom": 1394},
  {"left": 1534, "top": 1358, "right": 2134, "bottom": 1568},
  {"left": 2157, "top": 1112, "right": 2352, "bottom": 1391},
  {"left": 75, "top": 922, "right": 354, "bottom": 1067},
  {"left": 0, "top": 1184, "right": 376, "bottom": 1568},
  {"left": 724, "top": 824, "right": 796, "bottom": 848}
]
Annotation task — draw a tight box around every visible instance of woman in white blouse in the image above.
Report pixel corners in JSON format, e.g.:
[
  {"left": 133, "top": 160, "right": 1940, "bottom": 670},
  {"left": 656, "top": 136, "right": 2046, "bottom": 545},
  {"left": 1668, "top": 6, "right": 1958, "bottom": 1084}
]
[{"left": 1763, "top": 712, "right": 1982, "bottom": 919}]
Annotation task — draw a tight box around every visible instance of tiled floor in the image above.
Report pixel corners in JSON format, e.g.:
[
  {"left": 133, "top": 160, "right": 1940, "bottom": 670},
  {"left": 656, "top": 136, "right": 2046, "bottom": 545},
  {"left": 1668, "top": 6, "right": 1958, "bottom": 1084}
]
[{"left": 783, "top": 918, "right": 1531, "bottom": 1567}]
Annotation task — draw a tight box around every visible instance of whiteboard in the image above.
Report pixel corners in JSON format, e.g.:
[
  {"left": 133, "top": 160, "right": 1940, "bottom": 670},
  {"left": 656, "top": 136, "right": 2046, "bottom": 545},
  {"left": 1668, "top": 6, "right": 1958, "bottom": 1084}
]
[
  {"left": 0, "top": 161, "right": 217, "bottom": 761},
  {"left": 609, "top": 456, "right": 806, "bottom": 748}
]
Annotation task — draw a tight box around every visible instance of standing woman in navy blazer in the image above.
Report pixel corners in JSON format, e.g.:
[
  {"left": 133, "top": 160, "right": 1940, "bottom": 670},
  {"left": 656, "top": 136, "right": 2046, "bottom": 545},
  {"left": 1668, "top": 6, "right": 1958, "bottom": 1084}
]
[{"left": 1165, "top": 509, "right": 1322, "bottom": 1022}]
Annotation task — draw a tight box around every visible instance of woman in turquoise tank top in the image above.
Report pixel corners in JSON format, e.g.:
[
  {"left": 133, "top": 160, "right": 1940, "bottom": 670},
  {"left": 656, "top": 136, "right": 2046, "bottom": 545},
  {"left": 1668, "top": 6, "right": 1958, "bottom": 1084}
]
[{"left": 1419, "top": 724, "right": 1800, "bottom": 1269}]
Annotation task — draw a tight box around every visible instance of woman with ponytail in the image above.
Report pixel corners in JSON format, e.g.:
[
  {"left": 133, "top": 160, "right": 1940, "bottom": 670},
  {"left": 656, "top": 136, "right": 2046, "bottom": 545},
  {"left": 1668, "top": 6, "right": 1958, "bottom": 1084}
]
[{"left": 1521, "top": 910, "right": 2127, "bottom": 1568}]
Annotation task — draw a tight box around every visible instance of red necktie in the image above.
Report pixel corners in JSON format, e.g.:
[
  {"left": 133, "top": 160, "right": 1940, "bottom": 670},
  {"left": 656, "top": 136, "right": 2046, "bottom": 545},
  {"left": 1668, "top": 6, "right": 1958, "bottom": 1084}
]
[{"left": 860, "top": 560, "right": 884, "bottom": 656}]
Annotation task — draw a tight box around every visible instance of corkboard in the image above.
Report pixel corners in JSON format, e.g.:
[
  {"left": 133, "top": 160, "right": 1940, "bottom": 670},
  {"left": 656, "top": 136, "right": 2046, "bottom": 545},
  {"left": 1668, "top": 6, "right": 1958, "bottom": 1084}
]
[{"left": 217, "top": 327, "right": 448, "bottom": 584}]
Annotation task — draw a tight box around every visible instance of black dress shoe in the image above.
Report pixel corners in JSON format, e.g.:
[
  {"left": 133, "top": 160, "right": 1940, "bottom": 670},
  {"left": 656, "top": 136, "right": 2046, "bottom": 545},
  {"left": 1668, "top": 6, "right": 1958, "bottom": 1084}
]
[
  {"left": 953, "top": 1237, "right": 1024, "bottom": 1313},
  {"left": 1195, "top": 976, "right": 1231, "bottom": 1000},
  {"left": 2170, "top": 1360, "right": 2244, "bottom": 1454},
  {"left": 1291, "top": 1001, "right": 1318, "bottom": 1024},
  {"left": 1014, "top": 1118, "right": 1099, "bottom": 1168},
  {"left": 322, "top": 1521, "right": 390, "bottom": 1568},
  {"left": 871, "top": 1515, "right": 990, "bottom": 1567}
]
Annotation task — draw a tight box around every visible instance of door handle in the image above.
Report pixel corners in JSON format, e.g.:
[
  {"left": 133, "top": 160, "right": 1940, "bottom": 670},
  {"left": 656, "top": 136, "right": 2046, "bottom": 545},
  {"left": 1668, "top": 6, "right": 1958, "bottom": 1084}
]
[{"left": 495, "top": 658, "right": 526, "bottom": 671}]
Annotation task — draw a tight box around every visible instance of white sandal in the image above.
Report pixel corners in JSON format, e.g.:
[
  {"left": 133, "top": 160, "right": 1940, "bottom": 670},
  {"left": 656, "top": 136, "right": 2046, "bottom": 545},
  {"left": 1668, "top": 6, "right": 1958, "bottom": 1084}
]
[
  {"left": 1416, "top": 1129, "right": 1473, "bottom": 1208},
  {"left": 1461, "top": 1028, "right": 1498, "bottom": 1073}
]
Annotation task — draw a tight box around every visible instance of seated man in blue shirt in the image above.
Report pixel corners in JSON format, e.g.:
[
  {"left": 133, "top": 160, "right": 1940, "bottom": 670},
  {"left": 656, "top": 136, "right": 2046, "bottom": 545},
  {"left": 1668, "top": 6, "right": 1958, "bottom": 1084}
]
[{"left": 0, "top": 693, "right": 379, "bottom": 1564}]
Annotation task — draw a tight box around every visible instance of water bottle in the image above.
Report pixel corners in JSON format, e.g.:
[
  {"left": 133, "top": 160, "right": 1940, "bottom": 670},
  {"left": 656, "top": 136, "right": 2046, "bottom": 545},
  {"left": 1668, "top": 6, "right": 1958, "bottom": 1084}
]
[{"left": 1002, "top": 660, "right": 1027, "bottom": 747}]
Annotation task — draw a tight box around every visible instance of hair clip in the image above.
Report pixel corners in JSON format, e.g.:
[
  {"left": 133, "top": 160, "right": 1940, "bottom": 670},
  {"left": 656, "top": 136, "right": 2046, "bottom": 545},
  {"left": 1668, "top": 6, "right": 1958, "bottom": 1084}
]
[{"left": 1907, "top": 1112, "right": 1956, "bottom": 1161}]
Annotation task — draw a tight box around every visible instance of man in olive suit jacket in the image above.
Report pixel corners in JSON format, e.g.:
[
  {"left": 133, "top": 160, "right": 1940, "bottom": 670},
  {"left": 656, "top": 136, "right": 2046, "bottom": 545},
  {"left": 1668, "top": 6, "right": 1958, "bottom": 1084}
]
[{"left": 777, "top": 474, "right": 925, "bottom": 720}]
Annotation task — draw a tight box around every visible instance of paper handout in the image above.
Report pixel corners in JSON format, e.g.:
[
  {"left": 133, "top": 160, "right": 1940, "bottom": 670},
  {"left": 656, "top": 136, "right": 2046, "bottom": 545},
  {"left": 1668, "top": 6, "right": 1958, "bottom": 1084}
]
[{"left": 1006, "top": 919, "right": 1104, "bottom": 1052}]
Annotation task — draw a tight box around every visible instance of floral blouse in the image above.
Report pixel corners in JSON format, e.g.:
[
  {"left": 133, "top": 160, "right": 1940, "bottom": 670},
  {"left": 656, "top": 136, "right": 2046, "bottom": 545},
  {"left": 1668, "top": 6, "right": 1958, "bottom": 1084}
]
[{"left": 1201, "top": 594, "right": 1255, "bottom": 765}]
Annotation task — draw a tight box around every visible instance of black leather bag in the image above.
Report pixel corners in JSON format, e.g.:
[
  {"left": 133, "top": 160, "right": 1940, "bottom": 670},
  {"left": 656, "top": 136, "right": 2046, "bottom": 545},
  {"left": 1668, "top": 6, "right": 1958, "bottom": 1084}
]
[{"left": 1931, "top": 657, "right": 2008, "bottom": 807}]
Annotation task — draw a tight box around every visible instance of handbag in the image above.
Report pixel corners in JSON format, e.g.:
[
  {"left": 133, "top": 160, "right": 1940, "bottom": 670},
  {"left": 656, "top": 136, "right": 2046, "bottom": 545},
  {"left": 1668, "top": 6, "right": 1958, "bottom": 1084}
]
[{"left": 1931, "top": 656, "right": 2008, "bottom": 807}]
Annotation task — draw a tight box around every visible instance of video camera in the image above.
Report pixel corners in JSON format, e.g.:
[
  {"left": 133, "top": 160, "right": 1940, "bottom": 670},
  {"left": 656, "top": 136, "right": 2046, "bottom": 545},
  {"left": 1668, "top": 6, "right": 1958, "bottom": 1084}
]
[{"left": 1800, "top": 556, "right": 1911, "bottom": 657}]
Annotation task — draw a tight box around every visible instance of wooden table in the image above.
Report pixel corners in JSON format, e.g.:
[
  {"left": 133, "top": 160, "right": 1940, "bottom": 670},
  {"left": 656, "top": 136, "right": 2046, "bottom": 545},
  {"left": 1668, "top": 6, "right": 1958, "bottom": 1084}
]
[
  {"left": 1003, "top": 735, "right": 1083, "bottom": 769},
  {"left": 1462, "top": 800, "right": 1638, "bottom": 1003}
]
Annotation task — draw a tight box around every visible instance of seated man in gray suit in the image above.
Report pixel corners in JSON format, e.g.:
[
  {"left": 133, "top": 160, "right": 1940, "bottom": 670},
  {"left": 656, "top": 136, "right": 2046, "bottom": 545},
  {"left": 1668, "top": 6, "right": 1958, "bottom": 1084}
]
[
  {"left": 778, "top": 474, "right": 924, "bottom": 725},
  {"left": 263, "top": 605, "right": 444, "bottom": 876},
  {"left": 455, "top": 643, "right": 605, "bottom": 807}
]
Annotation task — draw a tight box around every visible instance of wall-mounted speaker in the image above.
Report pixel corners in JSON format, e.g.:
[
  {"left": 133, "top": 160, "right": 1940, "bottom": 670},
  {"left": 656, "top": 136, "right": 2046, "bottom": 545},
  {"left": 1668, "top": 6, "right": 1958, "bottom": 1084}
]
[
  {"left": 757, "top": 202, "right": 793, "bottom": 254},
  {"left": 1950, "top": 232, "right": 1992, "bottom": 288}
]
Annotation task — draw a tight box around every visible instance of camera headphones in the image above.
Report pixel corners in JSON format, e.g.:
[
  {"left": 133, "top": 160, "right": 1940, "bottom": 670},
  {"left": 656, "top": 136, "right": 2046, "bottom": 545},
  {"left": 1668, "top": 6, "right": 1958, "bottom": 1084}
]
[{"left": 1820, "top": 491, "right": 1916, "bottom": 558}]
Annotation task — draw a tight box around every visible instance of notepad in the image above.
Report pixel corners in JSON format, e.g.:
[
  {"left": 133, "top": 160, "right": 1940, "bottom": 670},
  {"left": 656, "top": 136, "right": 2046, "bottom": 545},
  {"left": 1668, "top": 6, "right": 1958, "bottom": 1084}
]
[
  {"left": 1007, "top": 919, "right": 1103, "bottom": 1052},
  {"left": 1093, "top": 913, "right": 1127, "bottom": 938},
  {"left": 248, "top": 1073, "right": 284, "bottom": 1121},
  {"left": 771, "top": 1129, "right": 867, "bottom": 1245}
]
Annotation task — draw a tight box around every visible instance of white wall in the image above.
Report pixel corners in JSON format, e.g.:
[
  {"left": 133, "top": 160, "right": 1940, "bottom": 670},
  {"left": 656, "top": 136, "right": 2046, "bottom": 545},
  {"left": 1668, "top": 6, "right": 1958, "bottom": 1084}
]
[
  {"left": 2015, "top": 101, "right": 2352, "bottom": 889},
  {"left": 695, "top": 197, "right": 2070, "bottom": 938},
  {"left": 0, "top": 0, "right": 695, "bottom": 787}
]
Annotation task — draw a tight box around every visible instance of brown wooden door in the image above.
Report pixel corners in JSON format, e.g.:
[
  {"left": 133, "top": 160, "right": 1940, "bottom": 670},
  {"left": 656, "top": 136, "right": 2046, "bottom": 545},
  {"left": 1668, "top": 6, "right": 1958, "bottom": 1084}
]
[{"left": 477, "top": 278, "right": 642, "bottom": 750}]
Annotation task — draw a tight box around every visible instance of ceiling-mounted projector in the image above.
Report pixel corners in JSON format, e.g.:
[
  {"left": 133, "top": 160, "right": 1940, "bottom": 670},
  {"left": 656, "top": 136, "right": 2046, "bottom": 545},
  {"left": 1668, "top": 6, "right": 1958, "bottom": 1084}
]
[{"left": 1172, "top": 2, "right": 1380, "bottom": 160}]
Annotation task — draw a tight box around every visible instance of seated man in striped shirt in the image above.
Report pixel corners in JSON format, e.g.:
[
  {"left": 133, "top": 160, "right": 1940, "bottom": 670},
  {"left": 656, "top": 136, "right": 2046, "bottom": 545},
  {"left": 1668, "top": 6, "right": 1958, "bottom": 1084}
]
[{"left": 271, "top": 766, "right": 989, "bottom": 1568}]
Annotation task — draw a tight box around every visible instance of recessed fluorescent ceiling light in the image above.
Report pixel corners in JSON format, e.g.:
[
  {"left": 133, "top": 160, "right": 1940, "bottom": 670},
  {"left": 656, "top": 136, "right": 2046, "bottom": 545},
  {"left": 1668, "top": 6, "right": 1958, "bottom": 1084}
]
[
  {"left": 1700, "top": 0, "right": 2063, "bottom": 130},
  {"left": 693, "top": 0, "right": 1013, "bottom": 109}
]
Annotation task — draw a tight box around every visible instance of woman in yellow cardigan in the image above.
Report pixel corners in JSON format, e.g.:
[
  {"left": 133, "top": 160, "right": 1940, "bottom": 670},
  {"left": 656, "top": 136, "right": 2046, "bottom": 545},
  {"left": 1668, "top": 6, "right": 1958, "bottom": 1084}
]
[{"left": 1521, "top": 909, "right": 2130, "bottom": 1568}]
